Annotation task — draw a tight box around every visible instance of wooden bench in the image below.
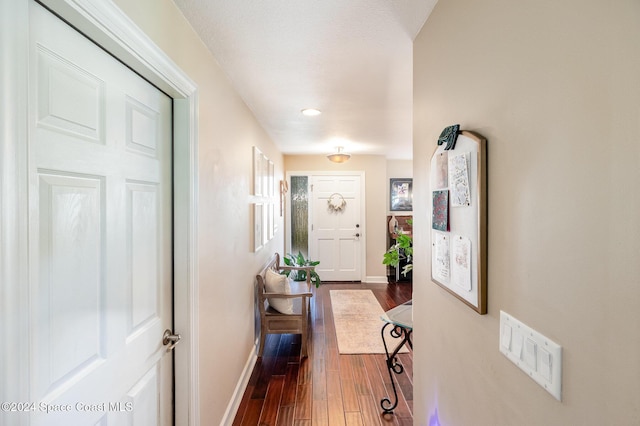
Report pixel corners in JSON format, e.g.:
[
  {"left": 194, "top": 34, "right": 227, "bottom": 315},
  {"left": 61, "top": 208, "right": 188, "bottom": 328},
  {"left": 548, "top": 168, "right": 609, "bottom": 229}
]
[{"left": 256, "top": 253, "right": 313, "bottom": 357}]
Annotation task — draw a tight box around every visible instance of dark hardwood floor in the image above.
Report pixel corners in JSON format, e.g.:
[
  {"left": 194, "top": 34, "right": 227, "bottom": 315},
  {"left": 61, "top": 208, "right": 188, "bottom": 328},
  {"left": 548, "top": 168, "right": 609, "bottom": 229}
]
[{"left": 232, "top": 281, "right": 413, "bottom": 426}]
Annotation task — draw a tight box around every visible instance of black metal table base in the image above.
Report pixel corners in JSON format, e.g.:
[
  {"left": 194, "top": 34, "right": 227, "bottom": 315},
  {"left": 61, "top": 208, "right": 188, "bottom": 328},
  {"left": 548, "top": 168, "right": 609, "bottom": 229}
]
[{"left": 380, "top": 322, "right": 412, "bottom": 413}]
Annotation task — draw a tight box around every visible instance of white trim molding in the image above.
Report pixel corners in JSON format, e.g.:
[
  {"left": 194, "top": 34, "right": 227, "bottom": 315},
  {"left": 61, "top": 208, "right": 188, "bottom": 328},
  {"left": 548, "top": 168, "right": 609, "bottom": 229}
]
[
  {"left": 1, "top": 2, "right": 31, "bottom": 425},
  {"left": 220, "top": 343, "right": 258, "bottom": 426},
  {"left": 366, "top": 276, "right": 390, "bottom": 284}
]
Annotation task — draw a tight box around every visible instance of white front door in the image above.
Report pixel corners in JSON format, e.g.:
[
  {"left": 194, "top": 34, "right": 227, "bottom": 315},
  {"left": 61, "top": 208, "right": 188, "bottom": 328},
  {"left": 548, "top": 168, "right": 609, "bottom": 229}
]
[
  {"left": 26, "top": 3, "right": 173, "bottom": 424},
  {"left": 309, "top": 174, "right": 364, "bottom": 281}
]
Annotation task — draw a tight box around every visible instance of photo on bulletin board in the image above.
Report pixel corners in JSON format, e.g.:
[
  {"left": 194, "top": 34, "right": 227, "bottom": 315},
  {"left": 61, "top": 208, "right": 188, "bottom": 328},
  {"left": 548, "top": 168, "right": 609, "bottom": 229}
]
[{"left": 390, "top": 178, "right": 413, "bottom": 211}]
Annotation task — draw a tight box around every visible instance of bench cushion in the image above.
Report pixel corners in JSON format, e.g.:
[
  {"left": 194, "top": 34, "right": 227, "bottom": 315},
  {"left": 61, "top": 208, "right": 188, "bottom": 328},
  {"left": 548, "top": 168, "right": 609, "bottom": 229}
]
[{"left": 264, "top": 268, "right": 293, "bottom": 314}]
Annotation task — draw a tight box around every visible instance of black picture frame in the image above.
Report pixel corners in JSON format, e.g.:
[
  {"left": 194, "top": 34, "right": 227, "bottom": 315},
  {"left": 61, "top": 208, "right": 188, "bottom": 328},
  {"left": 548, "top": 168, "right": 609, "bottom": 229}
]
[{"left": 390, "top": 178, "right": 413, "bottom": 211}]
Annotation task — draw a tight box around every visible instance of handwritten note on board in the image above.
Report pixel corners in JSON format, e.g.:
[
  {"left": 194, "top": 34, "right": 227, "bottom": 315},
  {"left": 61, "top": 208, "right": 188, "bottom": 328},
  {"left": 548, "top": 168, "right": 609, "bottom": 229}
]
[
  {"left": 433, "top": 231, "right": 450, "bottom": 283},
  {"left": 452, "top": 235, "right": 472, "bottom": 291},
  {"left": 449, "top": 152, "right": 471, "bottom": 207}
]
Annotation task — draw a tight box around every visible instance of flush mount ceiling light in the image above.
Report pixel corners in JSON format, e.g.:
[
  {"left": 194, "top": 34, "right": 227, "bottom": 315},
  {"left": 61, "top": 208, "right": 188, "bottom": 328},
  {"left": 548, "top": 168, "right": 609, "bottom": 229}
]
[
  {"left": 327, "top": 146, "right": 351, "bottom": 163},
  {"left": 301, "top": 108, "right": 321, "bottom": 116}
]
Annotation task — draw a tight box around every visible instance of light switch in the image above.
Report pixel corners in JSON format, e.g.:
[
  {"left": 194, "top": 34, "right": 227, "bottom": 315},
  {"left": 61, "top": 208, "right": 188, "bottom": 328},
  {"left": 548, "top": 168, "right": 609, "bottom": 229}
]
[
  {"left": 501, "top": 324, "right": 512, "bottom": 350},
  {"left": 539, "top": 348, "right": 552, "bottom": 381},
  {"left": 524, "top": 338, "right": 537, "bottom": 370},
  {"left": 499, "top": 311, "right": 562, "bottom": 401},
  {"left": 512, "top": 331, "right": 524, "bottom": 359}
]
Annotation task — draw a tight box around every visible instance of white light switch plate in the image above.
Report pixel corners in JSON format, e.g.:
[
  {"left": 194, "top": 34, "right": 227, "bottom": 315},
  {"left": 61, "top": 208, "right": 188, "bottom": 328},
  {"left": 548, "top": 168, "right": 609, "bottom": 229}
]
[{"left": 499, "top": 311, "right": 562, "bottom": 401}]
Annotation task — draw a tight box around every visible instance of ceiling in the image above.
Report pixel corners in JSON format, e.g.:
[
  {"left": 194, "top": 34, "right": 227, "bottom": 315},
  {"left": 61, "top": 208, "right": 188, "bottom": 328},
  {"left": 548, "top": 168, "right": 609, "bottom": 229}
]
[{"left": 173, "top": 0, "right": 437, "bottom": 160}]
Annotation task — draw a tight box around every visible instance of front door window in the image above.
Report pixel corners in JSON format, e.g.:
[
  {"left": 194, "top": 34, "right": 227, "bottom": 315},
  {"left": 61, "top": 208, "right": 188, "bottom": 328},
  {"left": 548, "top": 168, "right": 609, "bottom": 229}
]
[{"left": 290, "top": 176, "right": 309, "bottom": 256}]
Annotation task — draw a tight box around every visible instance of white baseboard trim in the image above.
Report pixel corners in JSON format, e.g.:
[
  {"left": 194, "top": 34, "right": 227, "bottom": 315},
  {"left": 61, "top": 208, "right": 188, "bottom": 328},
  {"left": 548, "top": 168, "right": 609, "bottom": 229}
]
[
  {"left": 220, "top": 342, "right": 258, "bottom": 426},
  {"left": 365, "top": 275, "right": 389, "bottom": 284}
]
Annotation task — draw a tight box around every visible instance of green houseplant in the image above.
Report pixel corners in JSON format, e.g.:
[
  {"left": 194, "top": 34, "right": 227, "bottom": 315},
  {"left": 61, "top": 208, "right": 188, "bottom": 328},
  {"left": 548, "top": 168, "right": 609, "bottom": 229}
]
[
  {"left": 283, "top": 251, "right": 322, "bottom": 288},
  {"left": 383, "top": 228, "right": 413, "bottom": 277}
]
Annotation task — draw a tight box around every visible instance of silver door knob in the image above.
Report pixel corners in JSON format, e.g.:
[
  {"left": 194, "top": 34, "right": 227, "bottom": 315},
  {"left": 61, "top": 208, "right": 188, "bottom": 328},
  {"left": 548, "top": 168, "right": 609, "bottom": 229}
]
[{"left": 163, "top": 329, "right": 181, "bottom": 352}]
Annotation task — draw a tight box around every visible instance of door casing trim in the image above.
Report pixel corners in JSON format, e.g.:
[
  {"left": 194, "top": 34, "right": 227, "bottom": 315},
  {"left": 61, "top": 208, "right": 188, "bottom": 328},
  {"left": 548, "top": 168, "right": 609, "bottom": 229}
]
[{"left": 0, "top": 1, "right": 200, "bottom": 424}]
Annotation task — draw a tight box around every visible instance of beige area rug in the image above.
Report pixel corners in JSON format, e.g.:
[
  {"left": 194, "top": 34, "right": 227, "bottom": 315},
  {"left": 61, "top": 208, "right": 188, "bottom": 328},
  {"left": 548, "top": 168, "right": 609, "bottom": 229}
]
[{"left": 330, "top": 289, "right": 409, "bottom": 354}]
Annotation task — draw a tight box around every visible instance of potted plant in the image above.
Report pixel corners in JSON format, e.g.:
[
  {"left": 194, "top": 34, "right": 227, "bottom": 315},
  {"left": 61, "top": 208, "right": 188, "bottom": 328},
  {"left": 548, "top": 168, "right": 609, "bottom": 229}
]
[
  {"left": 283, "top": 251, "right": 322, "bottom": 288},
  {"left": 383, "top": 227, "right": 413, "bottom": 277}
]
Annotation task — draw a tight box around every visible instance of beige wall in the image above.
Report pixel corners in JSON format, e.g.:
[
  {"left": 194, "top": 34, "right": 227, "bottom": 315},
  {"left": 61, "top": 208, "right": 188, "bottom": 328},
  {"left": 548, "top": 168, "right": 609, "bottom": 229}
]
[
  {"left": 284, "top": 155, "right": 388, "bottom": 281},
  {"left": 413, "top": 0, "right": 640, "bottom": 425},
  {"left": 113, "top": 1, "right": 284, "bottom": 423}
]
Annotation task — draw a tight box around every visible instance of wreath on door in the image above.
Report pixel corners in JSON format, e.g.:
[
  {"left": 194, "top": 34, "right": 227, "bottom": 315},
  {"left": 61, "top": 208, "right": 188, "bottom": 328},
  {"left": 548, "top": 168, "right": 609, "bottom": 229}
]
[{"left": 327, "top": 193, "right": 347, "bottom": 212}]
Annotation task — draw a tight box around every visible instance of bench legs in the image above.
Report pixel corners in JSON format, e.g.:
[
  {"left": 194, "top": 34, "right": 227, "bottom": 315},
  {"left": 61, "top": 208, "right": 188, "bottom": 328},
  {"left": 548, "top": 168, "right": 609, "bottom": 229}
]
[{"left": 258, "top": 330, "right": 267, "bottom": 357}]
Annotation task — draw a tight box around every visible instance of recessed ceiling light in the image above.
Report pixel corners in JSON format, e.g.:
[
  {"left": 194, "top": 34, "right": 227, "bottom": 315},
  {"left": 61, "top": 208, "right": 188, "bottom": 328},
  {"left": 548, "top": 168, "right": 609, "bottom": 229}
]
[{"left": 301, "top": 108, "right": 321, "bottom": 116}]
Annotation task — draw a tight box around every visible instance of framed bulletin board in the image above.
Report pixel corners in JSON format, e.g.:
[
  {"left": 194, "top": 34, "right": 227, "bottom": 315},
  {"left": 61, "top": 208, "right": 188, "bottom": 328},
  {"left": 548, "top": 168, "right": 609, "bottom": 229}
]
[{"left": 430, "top": 130, "right": 487, "bottom": 314}]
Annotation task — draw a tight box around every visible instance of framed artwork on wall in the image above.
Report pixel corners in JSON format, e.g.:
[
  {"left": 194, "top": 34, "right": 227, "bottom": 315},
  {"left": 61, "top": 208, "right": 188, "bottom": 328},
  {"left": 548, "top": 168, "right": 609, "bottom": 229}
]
[
  {"left": 261, "top": 154, "right": 268, "bottom": 196},
  {"left": 390, "top": 178, "right": 413, "bottom": 211},
  {"left": 268, "top": 160, "right": 274, "bottom": 197},
  {"left": 253, "top": 203, "right": 263, "bottom": 252},
  {"left": 253, "top": 146, "right": 263, "bottom": 196},
  {"left": 252, "top": 146, "right": 277, "bottom": 251}
]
